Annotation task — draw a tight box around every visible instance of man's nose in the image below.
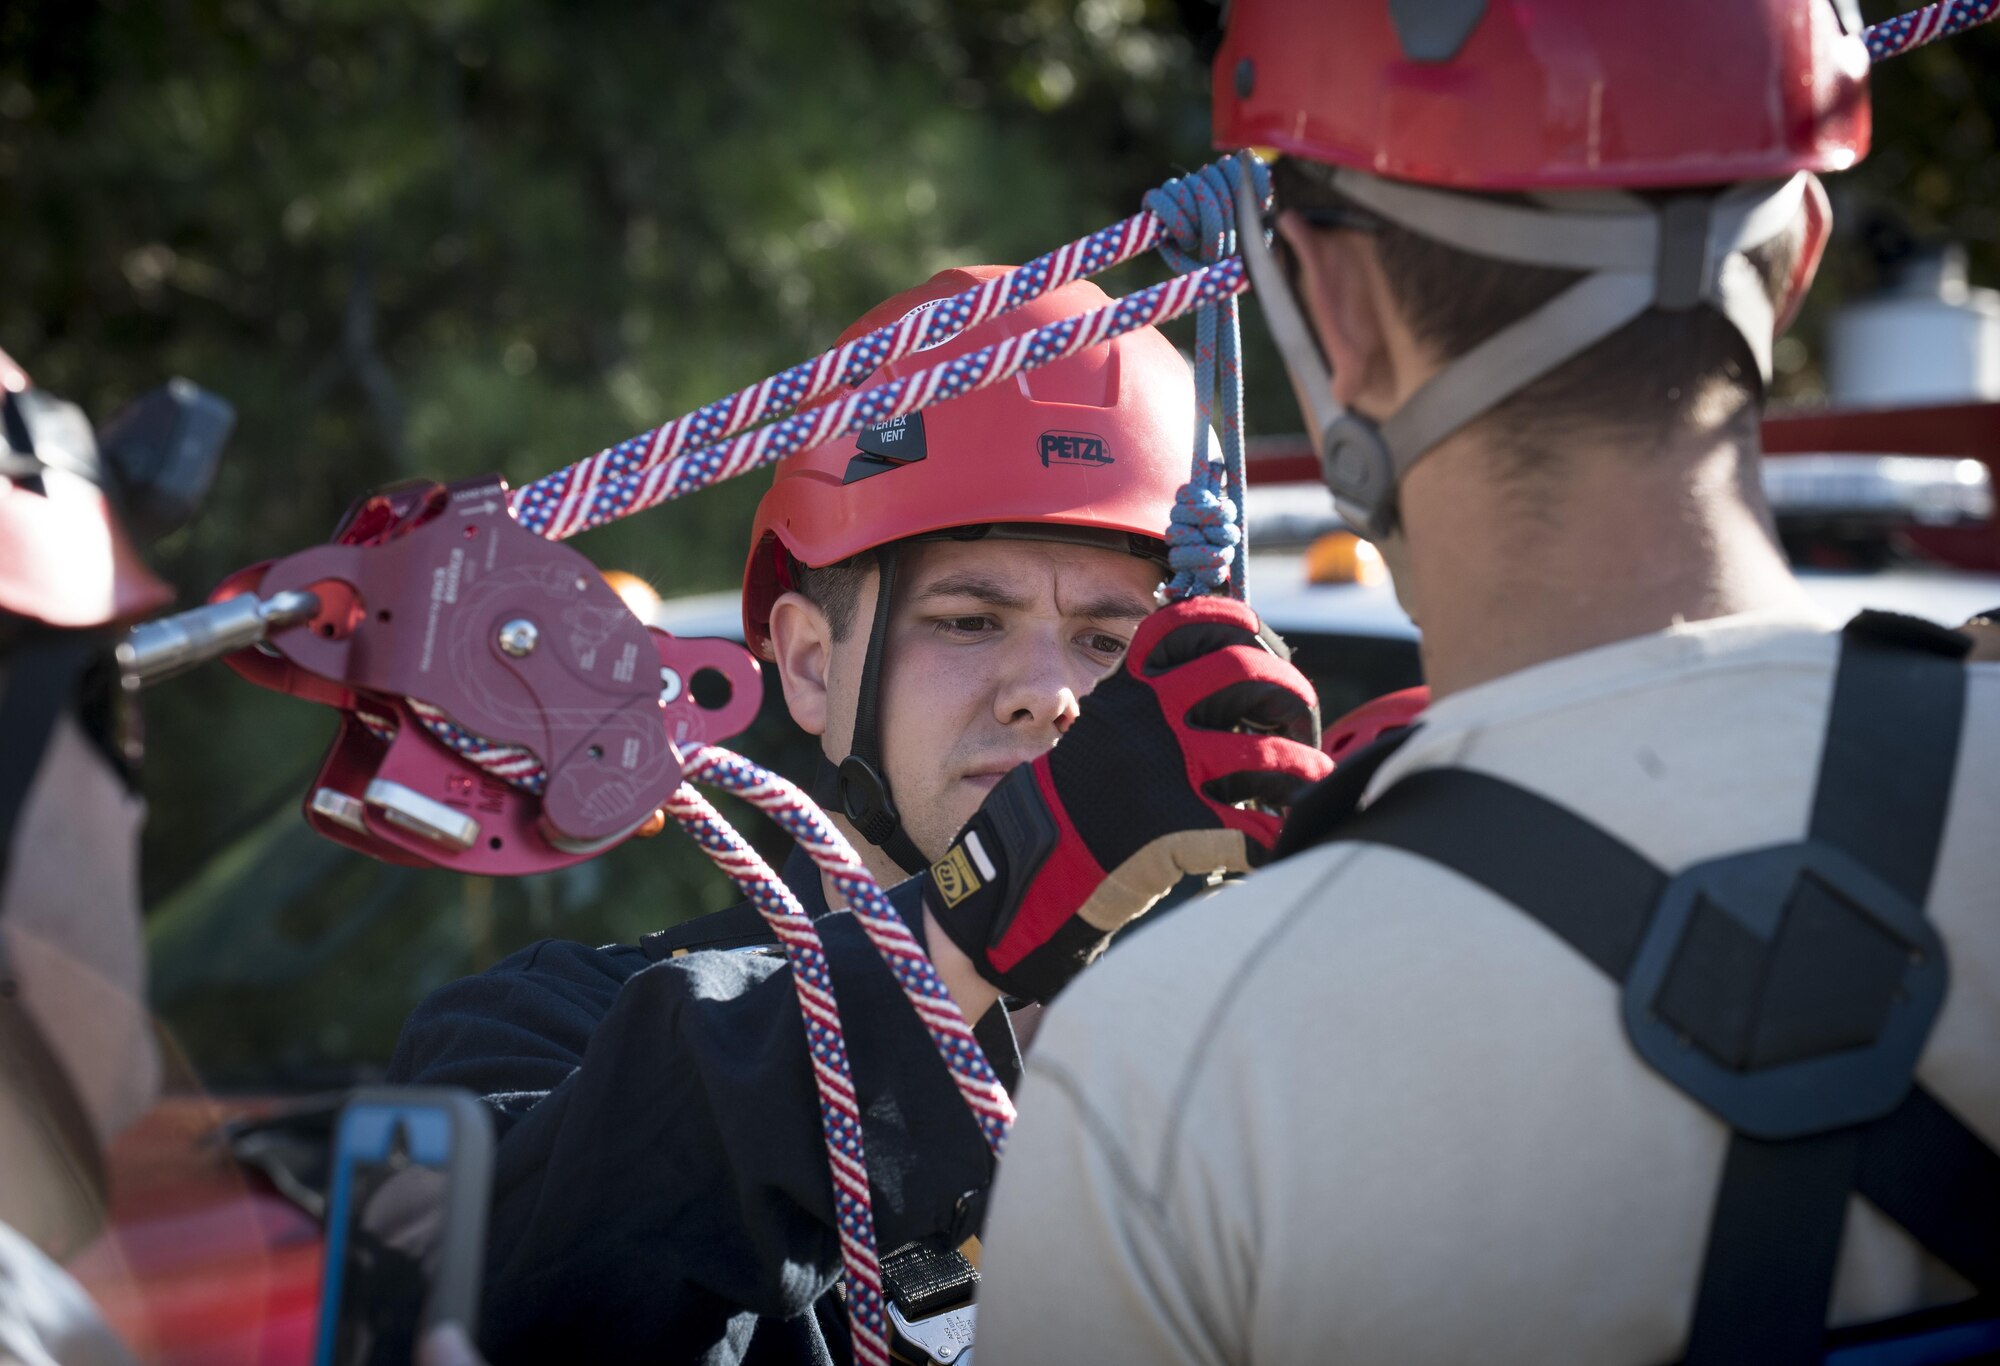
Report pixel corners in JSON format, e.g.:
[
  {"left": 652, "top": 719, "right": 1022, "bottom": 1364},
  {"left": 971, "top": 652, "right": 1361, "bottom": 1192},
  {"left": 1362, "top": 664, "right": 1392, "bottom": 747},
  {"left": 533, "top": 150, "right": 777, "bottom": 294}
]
[{"left": 994, "top": 628, "right": 1084, "bottom": 734}]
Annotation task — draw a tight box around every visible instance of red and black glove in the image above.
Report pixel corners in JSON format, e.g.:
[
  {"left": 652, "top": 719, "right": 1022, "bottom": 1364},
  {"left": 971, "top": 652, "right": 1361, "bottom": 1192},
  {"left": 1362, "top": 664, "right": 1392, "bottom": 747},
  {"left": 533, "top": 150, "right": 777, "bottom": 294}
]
[{"left": 923, "top": 596, "right": 1333, "bottom": 1002}]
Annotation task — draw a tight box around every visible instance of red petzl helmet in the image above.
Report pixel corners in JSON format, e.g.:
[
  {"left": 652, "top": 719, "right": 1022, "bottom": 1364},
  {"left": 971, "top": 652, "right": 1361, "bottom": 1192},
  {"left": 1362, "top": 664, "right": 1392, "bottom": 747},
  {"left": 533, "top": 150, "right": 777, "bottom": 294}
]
[
  {"left": 0, "top": 350, "right": 172, "bottom": 630},
  {"left": 741, "top": 266, "right": 1194, "bottom": 655},
  {"left": 1213, "top": 0, "right": 1870, "bottom": 190}
]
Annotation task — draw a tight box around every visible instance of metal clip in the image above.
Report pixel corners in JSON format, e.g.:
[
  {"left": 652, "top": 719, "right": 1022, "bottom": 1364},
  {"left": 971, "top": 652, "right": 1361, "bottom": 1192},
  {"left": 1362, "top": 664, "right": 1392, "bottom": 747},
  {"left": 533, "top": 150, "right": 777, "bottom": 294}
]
[
  {"left": 119, "top": 589, "right": 320, "bottom": 687},
  {"left": 887, "top": 1302, "right": 976, "bottom": 1365},
  {"left": 364, "top": 779, "right": 480, "bottom": 852}
]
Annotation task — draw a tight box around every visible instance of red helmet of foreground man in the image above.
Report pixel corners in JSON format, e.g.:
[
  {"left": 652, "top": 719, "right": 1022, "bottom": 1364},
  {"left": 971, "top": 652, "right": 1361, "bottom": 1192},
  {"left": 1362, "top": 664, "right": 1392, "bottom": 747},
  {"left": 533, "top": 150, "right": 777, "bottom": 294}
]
[
  {"left": 743, "top": 267, "right": 1193, "bottom": 872},
  {"left": 1213, "top": 0, "right": 1869, "bottom": 189},
  {"left": 1211, "top": 0, "right": 1869, "bottom": 537}
]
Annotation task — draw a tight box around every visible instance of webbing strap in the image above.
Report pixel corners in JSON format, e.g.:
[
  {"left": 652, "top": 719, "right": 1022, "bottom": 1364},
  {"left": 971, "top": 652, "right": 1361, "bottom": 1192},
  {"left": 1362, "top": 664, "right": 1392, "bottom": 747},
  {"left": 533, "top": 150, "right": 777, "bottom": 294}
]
[
  {"left": 1335, "top": 765, "right": 1662, "bottom": 974},
  {"left": 1857, "top": 1088, "right": 2000, "bottom": 1293},
  {"left": 1300, "top": 616, "right": 1992, "bottom": 1361},
  {"left": 1811, "top": 613, "right": 1968, "bottom": 907},
  {"left": 1685, "top": 1129, "right": 1866, "bottom": 1364},
  {"left": 1268, "top": 724, "right": 1419, "bottom": 863},
  {"left": 1685, "top": 616, "right": 1969, "bottom": 1362}
]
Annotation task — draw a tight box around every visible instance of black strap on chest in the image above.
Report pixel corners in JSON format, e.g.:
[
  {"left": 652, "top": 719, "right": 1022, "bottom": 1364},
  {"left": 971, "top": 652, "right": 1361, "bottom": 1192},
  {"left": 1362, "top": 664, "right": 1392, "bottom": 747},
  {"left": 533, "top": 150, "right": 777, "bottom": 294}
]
[{"left": 1282, "top": 612, "right": 1997, "bottom": 1363}]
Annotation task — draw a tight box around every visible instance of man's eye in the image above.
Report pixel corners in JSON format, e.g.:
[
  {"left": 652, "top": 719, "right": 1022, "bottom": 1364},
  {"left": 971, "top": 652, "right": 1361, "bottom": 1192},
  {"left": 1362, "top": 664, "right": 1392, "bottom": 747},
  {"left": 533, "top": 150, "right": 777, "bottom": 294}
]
[
  {"left": 1081, "top": 632, "right": 1130, "bottom": 659},
  {"left": 937, "top": 616, "right": 998, "bottom": 638}
]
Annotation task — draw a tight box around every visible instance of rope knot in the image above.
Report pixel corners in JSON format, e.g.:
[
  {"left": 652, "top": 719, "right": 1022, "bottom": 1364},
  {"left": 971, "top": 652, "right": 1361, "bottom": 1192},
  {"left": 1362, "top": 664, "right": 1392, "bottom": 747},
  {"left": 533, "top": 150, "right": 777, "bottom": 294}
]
[
  {"left": 1164, "top": 481, "right": 1240, "bottom": 596},
  {"left": 1143, "top": 156, "right": 1269, "bottom": 275},
  {"left": 1147, "top": 152, "right": 1268, "bottom": 604}
]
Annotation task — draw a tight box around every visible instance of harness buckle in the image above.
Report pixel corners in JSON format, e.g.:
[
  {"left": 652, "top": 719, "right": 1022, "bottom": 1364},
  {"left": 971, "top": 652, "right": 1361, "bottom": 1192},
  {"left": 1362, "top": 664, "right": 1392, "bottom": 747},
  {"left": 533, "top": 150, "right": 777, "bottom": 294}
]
[
  {"left": 1621, "top": 839, "right": 1947, "bottom": 1141},
  {"left": 887, "top": 1301, "right": 976, "bottom": 1364}
]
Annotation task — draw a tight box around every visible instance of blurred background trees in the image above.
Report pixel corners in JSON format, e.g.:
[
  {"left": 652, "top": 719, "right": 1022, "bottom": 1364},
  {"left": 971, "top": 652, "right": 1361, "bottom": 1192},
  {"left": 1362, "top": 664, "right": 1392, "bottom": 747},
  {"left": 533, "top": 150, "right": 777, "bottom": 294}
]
[{"left": 2, "top": 0, "right": 1992, "bottom": 1085}]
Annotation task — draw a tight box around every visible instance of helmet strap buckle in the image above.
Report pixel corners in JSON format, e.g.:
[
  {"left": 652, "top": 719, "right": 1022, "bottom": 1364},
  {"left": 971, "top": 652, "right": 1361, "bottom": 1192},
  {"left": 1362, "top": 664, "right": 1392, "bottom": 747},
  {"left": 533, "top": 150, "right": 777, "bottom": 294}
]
[
  {"left": 835, "top": 753, "right": 897, "bottom": 843},
  {"left": 1655, "top": 196, "right": 1717, "bottom": 312}
]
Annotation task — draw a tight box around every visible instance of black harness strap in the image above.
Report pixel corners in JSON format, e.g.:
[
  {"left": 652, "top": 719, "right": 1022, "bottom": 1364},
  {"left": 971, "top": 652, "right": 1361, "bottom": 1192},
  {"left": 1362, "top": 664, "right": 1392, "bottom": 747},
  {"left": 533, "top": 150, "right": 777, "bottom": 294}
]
[
  {"left": 1855, "top": 1087, "right": 2000, "bottom": 1294},
  {"left": 1686, "top": 616, "right": 1969, "bottom": 1363},
  {"left": 1269, "top": 723, "right": 1419, "bottom": 864},
  {"left": 1327, "top": 765, "right": 1663, "bottom": 975},
  {"left": 1288, "top": 614, "right": 1994, "bottom": 1362},
  {"left": 1686, "top": 1126, "right": 1868, "bottom": 1364},
  {"left": 1809, "top": 613, "right": 1966, "bottom": 907}
]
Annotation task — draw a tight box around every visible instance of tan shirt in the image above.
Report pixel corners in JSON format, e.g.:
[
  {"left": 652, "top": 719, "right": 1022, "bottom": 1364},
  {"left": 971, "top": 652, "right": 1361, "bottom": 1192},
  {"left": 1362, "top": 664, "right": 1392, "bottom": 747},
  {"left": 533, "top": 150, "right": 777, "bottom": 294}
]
[
  {"left": 0, "top": 1223, "right": 135, "bottom": 1366},
  {"left": 979, "top": 613, "right": 2000, "bottom": 1365}
]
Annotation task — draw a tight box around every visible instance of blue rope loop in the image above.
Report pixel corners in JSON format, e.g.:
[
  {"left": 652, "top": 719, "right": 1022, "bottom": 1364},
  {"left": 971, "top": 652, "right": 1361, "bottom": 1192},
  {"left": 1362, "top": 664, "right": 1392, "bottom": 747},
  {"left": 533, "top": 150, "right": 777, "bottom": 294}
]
[{"left": 1143, "top": 153, "right": 1269, "bottom": 602}]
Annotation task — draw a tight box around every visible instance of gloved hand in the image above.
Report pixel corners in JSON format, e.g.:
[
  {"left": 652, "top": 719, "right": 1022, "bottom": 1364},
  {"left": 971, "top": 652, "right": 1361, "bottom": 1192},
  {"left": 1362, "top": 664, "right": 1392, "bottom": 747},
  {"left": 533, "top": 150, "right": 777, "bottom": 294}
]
[{"left": 924, "top": 596, "right": 1332, "bottom": 1002}]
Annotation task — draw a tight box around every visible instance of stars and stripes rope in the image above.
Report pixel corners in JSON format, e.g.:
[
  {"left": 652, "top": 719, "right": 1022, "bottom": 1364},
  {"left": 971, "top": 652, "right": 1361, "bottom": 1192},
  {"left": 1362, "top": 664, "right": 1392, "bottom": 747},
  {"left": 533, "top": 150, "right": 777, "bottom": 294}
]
[
  {"left": 519, "top": 252, "right": 1252, "bottom": 541},
  {"left": 1865, "top": 0, "right": 2000, "bottom": 59},
  {"left": 682, "top": 745, "right": 1015, "bottom": 1155},
  {"left": 348, "top": 700, "right": 548, "bottom": 792},
  {"left": 661, "top": 781, "right": 894, "bottom": 1366},
  {"left": 662, "top": 745, "right": 1018, "bottom": 1366},
  {"left": 408, "top": 158, "right": 1269, "bottom": 779},
  {"left": 508, "top": 156, "right": 1262, "bottom": 541}
]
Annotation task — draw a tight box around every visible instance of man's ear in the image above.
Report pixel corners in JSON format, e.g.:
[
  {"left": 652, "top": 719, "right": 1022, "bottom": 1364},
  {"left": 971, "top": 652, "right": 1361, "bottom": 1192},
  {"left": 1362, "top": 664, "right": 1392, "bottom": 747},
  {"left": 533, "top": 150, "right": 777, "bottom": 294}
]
[
  {"left": 766, "top": 591, "right": 834, "bottom": 738},
  {"left": 1774, "top": 172, "right": 1831, "bottom": 338},
  {"left": 1275, "top": 211, "right": 1397, "bottom": 414}
]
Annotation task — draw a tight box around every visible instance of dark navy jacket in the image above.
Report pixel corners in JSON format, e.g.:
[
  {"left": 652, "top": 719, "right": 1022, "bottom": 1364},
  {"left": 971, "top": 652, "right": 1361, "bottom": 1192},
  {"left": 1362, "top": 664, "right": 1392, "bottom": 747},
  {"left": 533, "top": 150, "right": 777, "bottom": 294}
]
[{"left": 386, "top": 848, "right": 1019, "bottom": 1365}]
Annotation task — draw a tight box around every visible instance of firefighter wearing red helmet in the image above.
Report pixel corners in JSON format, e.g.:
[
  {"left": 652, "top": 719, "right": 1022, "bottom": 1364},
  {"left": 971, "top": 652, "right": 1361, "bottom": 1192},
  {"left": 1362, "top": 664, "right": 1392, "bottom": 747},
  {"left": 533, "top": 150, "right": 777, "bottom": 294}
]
[
  {"left": 981, "top": 3, "right": 2000, "bottom": 1363},
  {"left": 0, "top": 348, "right": 169, "bottom": 1364},
  {"left": 386, "top": 271, "right": 1330, "bottom": 1364},
  {"left": 740, "top": 265, "right": 1204, "bottom": 886}
]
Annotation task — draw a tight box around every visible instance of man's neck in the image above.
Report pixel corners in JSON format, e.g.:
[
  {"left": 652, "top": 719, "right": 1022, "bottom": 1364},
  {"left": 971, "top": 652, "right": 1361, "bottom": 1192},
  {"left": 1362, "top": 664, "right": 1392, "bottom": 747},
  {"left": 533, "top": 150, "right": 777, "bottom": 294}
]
[
  {"left": 1400, "top": 432, "right": 1816, "bottom": 700},
  {"left": 821, "top": 812, "right": 917, "bottom": 910}
]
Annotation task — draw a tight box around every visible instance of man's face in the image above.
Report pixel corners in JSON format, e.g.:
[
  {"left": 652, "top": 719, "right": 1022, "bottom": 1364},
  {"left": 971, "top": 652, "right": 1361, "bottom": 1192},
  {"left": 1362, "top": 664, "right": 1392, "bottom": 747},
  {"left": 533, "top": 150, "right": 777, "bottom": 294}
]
[{"left": 822, "top": 537, "right": 1160, "bottom": 864}]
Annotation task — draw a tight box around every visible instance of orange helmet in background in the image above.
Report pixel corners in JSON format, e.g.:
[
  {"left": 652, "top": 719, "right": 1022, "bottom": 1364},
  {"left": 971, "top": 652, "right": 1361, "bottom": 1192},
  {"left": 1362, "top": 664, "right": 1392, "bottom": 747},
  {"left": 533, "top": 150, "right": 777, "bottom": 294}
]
[
  {"left": 741, "top": 267, "right": 1194, "bottom": 872},
  {"left": 742, "top": 267, "right": 1192, "bottom": 657}
]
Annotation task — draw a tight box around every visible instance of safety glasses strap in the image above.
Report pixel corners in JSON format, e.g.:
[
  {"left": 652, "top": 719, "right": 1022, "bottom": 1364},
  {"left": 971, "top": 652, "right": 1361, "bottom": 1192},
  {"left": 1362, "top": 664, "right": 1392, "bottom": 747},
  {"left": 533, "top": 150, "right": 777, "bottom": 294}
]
[
  {"left": 1332, "top": 168, "right": 1805, "bottom": 281},
  {"left": 1332, "top": 168, "right": 1660, "bottom": 272},
  {"left": 1230, "top": 166, "right": 1350, "bottom": 484},
  {"left": 1238, "top": 160, "right": 1809, "bottom": 531}
]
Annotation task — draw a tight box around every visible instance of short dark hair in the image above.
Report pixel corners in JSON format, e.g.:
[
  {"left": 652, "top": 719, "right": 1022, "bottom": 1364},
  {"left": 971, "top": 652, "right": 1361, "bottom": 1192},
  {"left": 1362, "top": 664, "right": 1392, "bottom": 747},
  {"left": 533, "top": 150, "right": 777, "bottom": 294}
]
[
  {"left": 1274, "top": 158, "right": 1804, "bottom": 474},
  {"left": 795, "top": 556, "right": 871, "bottom": 641}
]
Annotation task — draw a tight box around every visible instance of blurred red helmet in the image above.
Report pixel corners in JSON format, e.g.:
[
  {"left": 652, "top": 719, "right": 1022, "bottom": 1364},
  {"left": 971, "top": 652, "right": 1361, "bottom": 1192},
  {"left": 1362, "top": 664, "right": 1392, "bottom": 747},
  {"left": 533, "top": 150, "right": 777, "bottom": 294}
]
[
  {"left": 0, "top": 350, "right": 172, "bottom": 631},
  {"left": 1212, "top": 0, "right": 1870, "bottom": 190},
  {"left": 741, "top": 267, "right": 1193, "bottom": 654},
  {"left": 1322, "top": 685, "right": 1428, "bottom": 764}
]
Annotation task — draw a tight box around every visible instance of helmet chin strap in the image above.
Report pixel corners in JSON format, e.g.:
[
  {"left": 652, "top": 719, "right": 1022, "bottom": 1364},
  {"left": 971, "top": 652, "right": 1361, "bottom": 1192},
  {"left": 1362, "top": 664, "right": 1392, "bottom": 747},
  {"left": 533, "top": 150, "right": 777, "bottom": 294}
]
[
  {"left": 808, "top": 544, "right": 931, "bottom": 880},
  {"left": 1232, "top": 161, "right": 1804, "bottom": 539}
]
